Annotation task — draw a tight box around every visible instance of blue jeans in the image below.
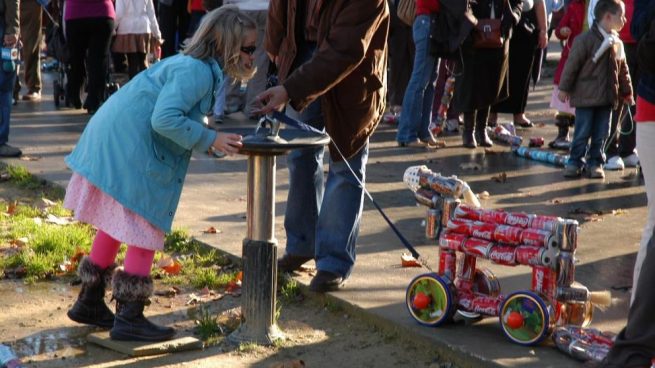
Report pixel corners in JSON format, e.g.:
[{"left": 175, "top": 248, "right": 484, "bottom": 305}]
[
  {"left": 0, "top": 19, "right": 15, "bottom": 145},
  {"left": 568, "top": 106, "right": 612, "bottom": 168},
  {"left": 396, "top": 15, "right": 440, "bottom": 143},
  {"left": 284, "top": 102, "right": 368, "bottom": 278}
]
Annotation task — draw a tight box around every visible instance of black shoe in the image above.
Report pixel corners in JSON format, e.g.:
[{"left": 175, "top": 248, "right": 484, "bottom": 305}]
[
  {"left": 0, "top": 144, "right": 22, "bottom": 157},
  {"left": 67, "top": 257, "right": 116, "bottom": 329},
  {"left": 309, "top": 270, "right": 345, "bottom": 292},
  {"left": 278, "top": 254, "right": 313, "bottom": 273}
]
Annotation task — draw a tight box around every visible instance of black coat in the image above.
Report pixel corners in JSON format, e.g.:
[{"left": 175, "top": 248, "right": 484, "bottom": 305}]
[{"left": 452, "top": 0, "right": 522, "bottom": 113}]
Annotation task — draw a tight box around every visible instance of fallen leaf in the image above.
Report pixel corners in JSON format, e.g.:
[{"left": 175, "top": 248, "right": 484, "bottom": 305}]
[
  {"left": 550, "top": 198, "right": 562, "bottom": 204},
  {"left": 7, "top": 201, "right": 17, "bottom": 215},
  {"left": 45, "top": 214, "right": 76, "bottom": 225},
  {"left": 460, "top": 162, "right": 481, "bottom": 170},
  {"left": 477, "top": 191, "right": 490, "bottom": 200},
  {"left": 0, "top": 172, "right": 9, "bottom": 181},
  {"left": 203, "top": 226, "right": 220, "bottom": 234},
  {"left": 19, "top": 155, "right": 41, "bottom": 161},
  {"left": 186, "top": 293, "right": 202, "bottom": 305},
  {"left": 10, "top": 237, "right": 28, "bottom": 247},
  {"left": 155, "top": 287, "right": 180, "bottom": 297},
  {"left": 157, "top": 256, "right": 175, "bottom": 268},
  {"left": 612, "top": 209, "right": 628, "bottom": 215},
  {"left": 401, "top": 253, "right": 421, "bottom": 268},
  {"left": 536, "top": 122, "right": 546, "bottom": 127},
  {"left": 491, "top": 172, "right": 507, "bottom": 183}
]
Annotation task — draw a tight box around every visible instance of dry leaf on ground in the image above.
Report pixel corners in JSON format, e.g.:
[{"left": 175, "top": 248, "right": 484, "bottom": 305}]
[
  {"left": 202, "top": 226, "right": 220, "bottom": 234},
  {"left": 491, "top": 172, "right": 507, "bottom": 183},
  {"left": 401, "top": 253, "right": 421, "bottom": 268}
]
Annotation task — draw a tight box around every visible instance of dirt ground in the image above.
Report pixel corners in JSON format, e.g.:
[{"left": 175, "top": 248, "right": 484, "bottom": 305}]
[{"left": 0, "top": 182, "right": 453, "bottom": 368}]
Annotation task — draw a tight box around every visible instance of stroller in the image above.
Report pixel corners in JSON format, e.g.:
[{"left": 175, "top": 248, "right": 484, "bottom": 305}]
[{"left": 43, "top": 0, "right": 69, "bottom": 108}]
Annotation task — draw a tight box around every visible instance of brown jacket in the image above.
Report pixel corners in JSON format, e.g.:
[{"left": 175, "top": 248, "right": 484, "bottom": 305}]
[
  {"left": 265, "top": 0, "right": 389, "bottom": 160},
  {"left": 559, "top": 24, "right": 633, "bottom": 109}
]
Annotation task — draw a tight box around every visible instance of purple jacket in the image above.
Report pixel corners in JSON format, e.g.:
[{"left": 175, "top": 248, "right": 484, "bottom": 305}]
[{"left": 64, "top": 0, "right": 115, "bottom": 21}]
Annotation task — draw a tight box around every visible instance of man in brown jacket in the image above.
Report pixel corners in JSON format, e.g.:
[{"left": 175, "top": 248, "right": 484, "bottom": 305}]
[{"left": 256, "top": 0, "right": 389, "bottom": 292}]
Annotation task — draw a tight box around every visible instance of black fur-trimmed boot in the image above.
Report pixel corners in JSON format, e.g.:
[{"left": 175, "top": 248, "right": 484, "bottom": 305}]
[
  {"left": 67, "top": 257, "right": 116, "bottom": 328},
  {"left": 110, "top": 269, "right": 175, "bottom": 342},
  {"left": 548, "top": 115, "right": 573, "bottom": 150}
]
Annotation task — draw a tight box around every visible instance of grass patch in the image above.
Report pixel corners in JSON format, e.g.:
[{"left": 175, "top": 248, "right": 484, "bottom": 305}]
[
  {"left": 278, "top": 275, "right": 302, "bottom": 304},
  {"left": 4, "top": 165, "right": 64, "bottom": 198},
  {"left": 194, "top": 304, "right": 224, "bottom": 341},
  {"left": 237, "top": 342, "right": 258, "bottom": 354}
]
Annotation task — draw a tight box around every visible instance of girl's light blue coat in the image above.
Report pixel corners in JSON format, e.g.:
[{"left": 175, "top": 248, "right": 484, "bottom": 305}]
[{"left": 65, "top": 54, "right": 223, "bottom": 232}]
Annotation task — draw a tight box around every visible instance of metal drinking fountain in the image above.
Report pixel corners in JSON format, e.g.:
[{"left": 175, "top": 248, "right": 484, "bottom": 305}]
[{"left": 225, "top": 115, "right": 330, "bottom": 344}]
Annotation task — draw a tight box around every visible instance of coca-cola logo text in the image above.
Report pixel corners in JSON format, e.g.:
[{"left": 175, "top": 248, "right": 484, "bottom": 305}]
[
  {"left": 506, "top": 214, "right": 530, "bottom": 227},
  {"left": 489, "top": 249, "right": 515, "bottom": 262}
]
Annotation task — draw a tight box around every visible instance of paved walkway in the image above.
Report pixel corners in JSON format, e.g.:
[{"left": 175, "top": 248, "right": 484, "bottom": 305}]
[{"left": 6, "top": 58, "right": 646, "bottom": 367}]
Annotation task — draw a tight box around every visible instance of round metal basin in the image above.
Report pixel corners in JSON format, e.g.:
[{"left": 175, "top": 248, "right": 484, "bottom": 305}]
[{"left": 220, "top": 127, "right": 330, "bottom": 155}]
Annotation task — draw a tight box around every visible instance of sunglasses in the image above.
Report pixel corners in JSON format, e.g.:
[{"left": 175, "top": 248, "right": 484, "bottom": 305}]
[{"left": 240, "top": 46, "right": 257, "bottom": 55}]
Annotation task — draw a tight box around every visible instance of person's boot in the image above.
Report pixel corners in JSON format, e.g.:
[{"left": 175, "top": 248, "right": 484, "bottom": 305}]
[
  {"left": 110, "top": 269, "right": 175, "bottom": 342},
  {"left": 548, "top": 115, "right": 572, "bottom": 150},
  {"left": 462, "top": 113, "right": 477, "bottom": 148},
  {"left": 475, "top": 119, "right": 493, "bottom": 147},
  {"left": 67, "top": 257, "right": 116, "bottom": 328}
]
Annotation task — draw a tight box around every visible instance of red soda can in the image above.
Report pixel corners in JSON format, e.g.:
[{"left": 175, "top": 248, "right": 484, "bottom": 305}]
[
  {"left": 504, "top": 212, "right": 533, "bottom": 228},
  {"left": 447, "top": 218, "right": 475, "bottom": 235},
  {"left": 438, "top": 248, "right": 457, "bottom": 281},
  {"left": 481, "top": 209, "right": 508, "bottom": 225},
  {"left": 532, "top": 266, "right": 557, "bottom": 297},
  {"left": 515, "top": 246, "right": 546, "bottom": 266},
  {"left": 454, "top": 204, "right": 483, "bottom": 221},
  {"left": 529, "top": 137, "right": 545, "bottom": 147},
  {"left": 425, "top": 208, "right": 440, "bottom": 240},
  {"left": 439, "top": 231, "right": 466, "bottom": 251},
  {"left": 520, "top": 228, "right": 553, "bottom": 247},
  {"left": 470, "top": 221, "right": 497, "bottom": 241},
  {"left": 487, "top": 245, "right": 517, "bottom": 265},
  {"left": 493, "top": 224, "right": 523, "bottom": 245},
  {"left": 456, "top": 254, "right": 477, "bottom": 282},
  {"left": 458, "top": 291, "right": 502, "bottom": 316},
  {"left": 530, "top": 214, "right": 560, "bottom": 232},
  {"left": 462, "top": 237, "right": 493, "bottom": 258}
]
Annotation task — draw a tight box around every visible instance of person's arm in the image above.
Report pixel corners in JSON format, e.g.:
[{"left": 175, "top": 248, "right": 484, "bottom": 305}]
[
  {"left": 3, "top": 0, "right": 18, "bottom": 46},
  {"left": 618, "top": 59, "right": 634, "bottom": 103},
  {"left": 558, "top": 33, "right": 588, "bottom": 95},
  {"left": 264, "top": 0, "right": 287, "bottom": 63},
  {"left": 555, "top": 3, "right": 573, "bottom": 40},
  {"left": 282, "top": 0, "right": 388, "bottom": 111},
  {"left": 147, "top": 0, "right": 163, "bottom": 41},
  {"left": 535, "top": 0, "right": 548, "bottom": 48}
]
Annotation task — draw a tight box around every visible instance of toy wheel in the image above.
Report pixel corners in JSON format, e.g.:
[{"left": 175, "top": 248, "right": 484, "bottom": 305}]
[
  {"left": 53, "top": 80, "right": 61, "bottom": 108},
  {"left": 499, "top": 290, "right": 552, "bottom": 345},
  {"left": 406, "top": 273, "right": 456, "bottom": 327},
  {"left": 456, "top": 268, "right": 501, "bottom": 322}
]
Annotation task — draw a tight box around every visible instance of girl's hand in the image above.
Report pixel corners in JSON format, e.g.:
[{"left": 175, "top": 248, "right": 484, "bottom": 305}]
[
  {"left": 558, "top": 90, "right": 569, "bottom": 103},
  {"left": 212, "top": 133, "right": 243, "bottom": 156}
]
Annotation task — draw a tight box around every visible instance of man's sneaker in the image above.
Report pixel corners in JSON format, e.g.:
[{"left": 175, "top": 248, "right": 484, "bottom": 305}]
[
  {"left": 604, "top": 156, "right": 625, "bottom": 170},
  {"left": 22, "top": 91, "right": 41, "bottom": 102},
  {"left": 309, "top": 270, "right": 346, "bottom": 292},
  {"left": 623, "top": 153, "right": 640, "bottom": 167},
  {"left": 0, "top": 144, "right": 22, "bottom": 157},
  {"left": 563, "top": 165, "right": 582, "bottom": 178},
  {"left": 589, "top": 166, "right": 605, "bottom": 179}
]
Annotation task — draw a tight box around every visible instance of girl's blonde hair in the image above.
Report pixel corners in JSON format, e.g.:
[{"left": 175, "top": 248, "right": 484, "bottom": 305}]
[{"left": 182, "top": 5, "right": 257, "bottom": 81}]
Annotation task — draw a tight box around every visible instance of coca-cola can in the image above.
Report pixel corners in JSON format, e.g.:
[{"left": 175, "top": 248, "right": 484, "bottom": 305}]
[
  {"left": 438, "top": 248, "right": 458, "bottom": 281},
  {"left": 457, "top": 254, "right": 477, "bottom": 282},
  {"left": 462, "top": 237, "right": 493, "bottom": 258},
  {"left": 556, "top": 286, "right": 589, "bottom": 303},
  {"left": 532, "top": 266, "right": 557, "bottom": 297},
  {"left": 487, "top": 245, "right": 517, "bottom": 265},
  {"left": 531, "top": 214, "right": 561, "bottom": 232},
  {"left": 415, "top": 188, "right": 439, "bottom": 208},
  {"left": 470, "top": 221, "right": 497, "bottom": 241},
  {"left": 457, "top": 291, "right": 502, "bottom": 316},
  {"left": 454, "top": 204, "right": 483, "bottom": 221},
  {"left": 529, "top": 137, "right": 545, "bottom": 147},
  {"left": 557, "top": 251, "right": 576, "bottom": 287},
  {"left": 442, "top": 197, "right": 460, "bottom": 227},
  {"left": 555, "top": 219, "right": 579, "bottom": 252},
  {"left": 447, "top": 218, "right": 475, "bottom": 235},
  {"left": 439, "top": 231, "right": 466, "bottom": 251},
  {"left": 493, "top": 224, "right": 523, "bottom": 245},
  {"left": 515, "top": 246, "right": 546, "bottom": 266},
  {"left": 481, "top": 209, "right": 508, "bottom": 225},
  {"left": 426, "top": 208, "right": 440, "bottom": 240},
  {"left": 520, "top": 228, "right": 553, "bottom": 247},
  {"left": 504, "top": 212, "right": 533, "bottom": 228}
]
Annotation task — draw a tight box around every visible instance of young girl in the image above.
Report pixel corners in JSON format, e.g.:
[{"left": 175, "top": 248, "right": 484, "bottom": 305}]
[
  {"left": 113, "top": 0, "right": 163, "bottom": 79},
  {"left": 548, "top": 0, "right": 588, "bottom": 149},
  {"left": 65, "top": 6, "right": 256, "bottom": 342}
]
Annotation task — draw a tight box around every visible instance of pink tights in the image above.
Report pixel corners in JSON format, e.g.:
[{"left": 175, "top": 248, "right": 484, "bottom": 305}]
[{"left": 88, "top": 230, "right": 155, "bottom": 277}]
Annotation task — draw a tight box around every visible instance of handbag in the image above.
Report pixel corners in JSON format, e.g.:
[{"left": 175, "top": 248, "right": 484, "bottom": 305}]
[
  {"left": 396, "top": 0, "right": 416, "bottom": 27},
  {"left": 472, "top": 18, "right": 504, "bottom": 48}
]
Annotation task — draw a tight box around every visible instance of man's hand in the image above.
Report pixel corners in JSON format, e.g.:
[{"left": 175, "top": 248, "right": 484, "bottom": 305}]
[
  {"left": 212, "top": 133, "right": 243, "bottom": 156},
  {"left": 254, "top": 85, "right": 289, "bottom": 115},
  {"left": 624, "top": 95, "right": 635, "bottom": 106},
  {"left": 558, "top": 90, "right": 569, "bottom": 103},
  {"left": 3, "top": 34, "right": 18, "bottom": 47}
]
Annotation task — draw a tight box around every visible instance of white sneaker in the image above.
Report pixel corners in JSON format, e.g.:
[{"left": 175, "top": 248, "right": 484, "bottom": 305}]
[
  {"left": 604, "top": 156, "right": 625, "bottom": 170},
  {"left": 623, "top": 153, "right": 640, "bottom": 167}
]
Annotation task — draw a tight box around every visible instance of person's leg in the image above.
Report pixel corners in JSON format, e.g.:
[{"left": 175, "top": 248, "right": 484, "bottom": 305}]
[
  {"left": 0, "top": 36, "right": 20, "bottom": 157},
  {"left": 396, "top": 15, "right": 436, "bottom": 144},
  {"left": 65, "top": 19, "right": 88, "bottom": 109},
  {"left": 567, "top": 107, "right": 594, "bottom": 170},
  {"left": 158, "top": 3, "right": 177, "bottom": 58},
  {"left": 313, "top": 141, "right": 368, "bottom": 287},
  {"left": 84, "top": 18, "right": 114, "bottom": 112},
  {"left": 475, "top": 106, "right": 493, "bottom": 147},
  {"left": 419, "top": 57, "right": 439, "bottom": 142},
  {"left": 462, "top": 111, "right": 477, "bottom": 148},
  {"left": 619, "top": 42, "right": 639, "bottom": 161},
  {"left": 587, "top": 106, "right": 612, "bottom": 169},
  {"left": 19, "top": 0, "right": 42, "bottom": 97},
  {"left": 244, "top": 9, "right": 270, "bottom": 118},
  {"left": 111, "top": 245, "right": 175, "bottom": 341},
  {"left": 68, "top": 230, "right": 120, "bottom": 328}
]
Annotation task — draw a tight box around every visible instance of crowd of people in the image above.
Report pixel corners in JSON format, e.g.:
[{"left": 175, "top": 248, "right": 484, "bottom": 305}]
[{"left": 0, "top": 0, "right": 653, "bottom": 363}]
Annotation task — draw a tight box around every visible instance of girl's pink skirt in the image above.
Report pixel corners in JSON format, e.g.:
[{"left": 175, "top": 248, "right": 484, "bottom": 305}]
[
  {"left": 550, "top": 86, "right": 576, "bottom": 116},
  {"left": 64, "top": 173, "right": 165, "bottom": 250}
]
